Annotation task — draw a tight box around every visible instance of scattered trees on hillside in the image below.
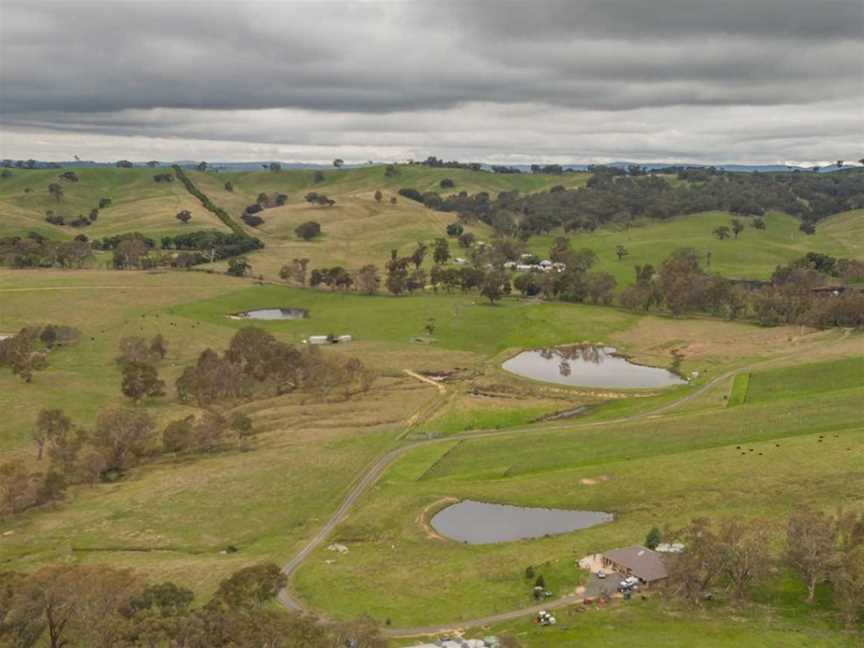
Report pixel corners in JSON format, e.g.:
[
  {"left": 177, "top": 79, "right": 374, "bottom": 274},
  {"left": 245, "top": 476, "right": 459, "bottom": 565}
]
[
  {"left": 615, "top": 244, "right": 629, "bottom": 261},
  {"left": 446, "top": 222, "right": 464, "bottom": 237},
  {"left": 47, "top": 183, "right": 64, "bottom": 202},
  {"left": 0, "top": 325, "right": 78, "bottom": 382},
  {"left": 374, "top": 189, "right": 383, "bottom": 203},
  {"left": 0, "top": 235, "right": 92, "bottom": 269},
  {"left": 333, "top": 158, "right": 344, "bottom": 168},
  {"left": 175, "top": 209, "right": 192, "bottom": 224},
  {"left": 304, "top": 192, "right": 335, "bottom": 207}
]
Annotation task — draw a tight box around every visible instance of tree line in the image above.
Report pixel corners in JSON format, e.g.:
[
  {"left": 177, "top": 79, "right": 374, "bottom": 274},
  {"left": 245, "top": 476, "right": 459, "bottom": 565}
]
[
  {"left": 0, "top": 561, "right": 385, "bottom": 647},
  {"left": 397, "top": 168, "right": 864, "bottom": 237},
  {"left": 618, "top": 248, "right": 864, "bottom": 328},
  {"left": 663, "top": 509, "right": 864, "bottom": 630}
]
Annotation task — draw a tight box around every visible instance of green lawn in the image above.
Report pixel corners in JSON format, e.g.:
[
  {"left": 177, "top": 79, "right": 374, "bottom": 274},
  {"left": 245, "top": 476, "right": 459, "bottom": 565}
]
[
  {"left": 727, "top": 372, "right": 750, "bottom": 406},
  {"left": 745, "top": 356, "right": 864, "bottom": 403},
  {"left": 171, "top": 284, "right": 640, "bottom": 355}
]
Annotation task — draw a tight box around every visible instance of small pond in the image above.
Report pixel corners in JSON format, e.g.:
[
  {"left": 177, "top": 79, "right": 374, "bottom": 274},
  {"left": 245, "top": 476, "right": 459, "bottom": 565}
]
[
  {"left": 503, "top": 345, "right": 685, "bottom": 389},
  {"left": 430, "top": 500, "right": 613, "bottom": 544},
  {"left": 231, "top": 308, "right": 309, "bottom": 320}
]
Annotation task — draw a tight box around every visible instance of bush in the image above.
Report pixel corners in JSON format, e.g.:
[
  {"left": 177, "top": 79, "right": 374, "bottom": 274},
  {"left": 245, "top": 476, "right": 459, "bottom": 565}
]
[
  {"left": 295, "top": 221, "right": 322, "bottom": 240},
  {"left": 398, "top": 188, "right": 423, "bottom": 202}
]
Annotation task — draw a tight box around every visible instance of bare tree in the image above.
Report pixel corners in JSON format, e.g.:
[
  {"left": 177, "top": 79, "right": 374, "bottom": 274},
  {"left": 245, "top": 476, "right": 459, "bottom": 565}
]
[
  {"left": 784, "top": 508, "right": 838, "bottom": 602},
  {"left": 717, "top": 518, "right": 772, "bottom": 601}
]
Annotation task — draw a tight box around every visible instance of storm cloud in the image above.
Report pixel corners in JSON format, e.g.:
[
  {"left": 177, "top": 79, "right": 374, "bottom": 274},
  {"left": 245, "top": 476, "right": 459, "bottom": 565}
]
[{"left": 1, "top": 0, "right": 862, "bottom": 164}]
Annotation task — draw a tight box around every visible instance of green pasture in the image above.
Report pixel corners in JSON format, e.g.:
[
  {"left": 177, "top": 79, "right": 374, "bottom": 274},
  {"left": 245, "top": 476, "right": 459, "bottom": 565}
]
[
  {"left": 293, "top": 360, "right": 864, "bottom": 626},
  {"left": 528, "top": 210, "right": 864, "bottom": 286}
]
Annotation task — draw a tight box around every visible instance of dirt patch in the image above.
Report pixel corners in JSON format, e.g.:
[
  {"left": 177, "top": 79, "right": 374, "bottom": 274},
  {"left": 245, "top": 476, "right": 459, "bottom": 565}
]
[
  {"left": 580, "top": 475, "right": 612, "bottom": 486},
  {"left": 417, "top": 496, "right": 459, "bottom": 542}
]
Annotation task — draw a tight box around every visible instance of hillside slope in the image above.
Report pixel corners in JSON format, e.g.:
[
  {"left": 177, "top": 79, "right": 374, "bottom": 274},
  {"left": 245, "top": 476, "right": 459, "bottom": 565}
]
[{"left": 0, "top": 167, "right": 231, "bottom": 239}]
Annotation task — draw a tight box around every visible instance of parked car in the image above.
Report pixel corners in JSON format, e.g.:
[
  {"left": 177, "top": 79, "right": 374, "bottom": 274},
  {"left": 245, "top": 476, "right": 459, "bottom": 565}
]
[{"left": 596, "top": 570, "right": 606, "bottom": 579}]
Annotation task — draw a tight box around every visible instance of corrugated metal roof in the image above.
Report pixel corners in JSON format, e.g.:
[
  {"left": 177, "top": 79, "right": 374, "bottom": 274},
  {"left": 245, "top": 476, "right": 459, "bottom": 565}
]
[{"left": 603, "top": 544, "right": 668, "bottom": 582}]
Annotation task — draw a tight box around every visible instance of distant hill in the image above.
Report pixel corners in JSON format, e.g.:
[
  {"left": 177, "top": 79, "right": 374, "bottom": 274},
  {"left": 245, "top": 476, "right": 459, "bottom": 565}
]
[{"left": 8, "top": 160, "right": 859, "bottom": 173}]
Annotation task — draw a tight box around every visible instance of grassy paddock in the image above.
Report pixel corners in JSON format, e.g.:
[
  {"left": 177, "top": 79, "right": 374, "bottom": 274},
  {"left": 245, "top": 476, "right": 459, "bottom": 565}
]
[
  {"left": 293, "top": 365, "right": 864, "bottom": 626},
  {"left": 727, "top": 372, "right": 750, "bottom": 406}
]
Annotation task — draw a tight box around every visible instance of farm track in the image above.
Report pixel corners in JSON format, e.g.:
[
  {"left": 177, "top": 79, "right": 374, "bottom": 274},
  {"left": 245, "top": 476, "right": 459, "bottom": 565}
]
[{"left": 278, "top": 331, "right": 848, "bottom": 637}]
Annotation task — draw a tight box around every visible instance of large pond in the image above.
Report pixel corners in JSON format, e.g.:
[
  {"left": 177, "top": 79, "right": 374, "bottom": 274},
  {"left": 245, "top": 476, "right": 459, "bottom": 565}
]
[
  {"left": 503, "top": 345, "right": 686, "bottom": 389},
  {"left": 231, "top": 308, "right": 309, "bottom": 320},
  {"left": 431, "top": 500, "right": 613, "bottom": 544}
]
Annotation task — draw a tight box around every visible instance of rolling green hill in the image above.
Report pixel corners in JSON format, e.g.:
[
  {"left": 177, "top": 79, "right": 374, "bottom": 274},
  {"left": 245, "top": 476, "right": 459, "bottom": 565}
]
[
  {"left": 529, "top": 209, "right": 864, "bottom": 285},
  {"left": 0, "top": 167, "right": 230, "bottom": 240},
  {"left": 3, "top": 166, "right": 861, "bottom": 285}
]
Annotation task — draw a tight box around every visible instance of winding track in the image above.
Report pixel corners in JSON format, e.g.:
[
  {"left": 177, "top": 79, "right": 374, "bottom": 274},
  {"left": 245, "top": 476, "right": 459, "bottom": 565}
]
[{"left": 277, "top": 333, "right": 843, "bottom": 637}]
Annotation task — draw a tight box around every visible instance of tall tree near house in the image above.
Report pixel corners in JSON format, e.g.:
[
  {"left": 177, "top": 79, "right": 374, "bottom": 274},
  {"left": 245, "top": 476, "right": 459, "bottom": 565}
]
[
  {"left": 667, "top": 517, "right": 725, "bottom": 604},
  {"left": 432, "top": 237, "right": 450, "bottom": 265},
  {"left": 717, "top": 518, "right": 772, "bottom": 601},
  {"left": 645, "top": 527, "right": 662, "bottom": 550},
  {"left": 784, "top": 508, "right": 838, "bottom": 603},
  {"left": 32, "top": 409, "right": 72, "bottom": 461},
  {"left": 480, "top": 269, "right": 510, "bottom": 304}
]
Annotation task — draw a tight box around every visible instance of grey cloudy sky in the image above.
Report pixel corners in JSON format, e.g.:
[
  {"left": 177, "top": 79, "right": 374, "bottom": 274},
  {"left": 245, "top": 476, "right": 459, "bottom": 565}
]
[{"left": 1, "top": 0, "right": 862, "bottom": 164}]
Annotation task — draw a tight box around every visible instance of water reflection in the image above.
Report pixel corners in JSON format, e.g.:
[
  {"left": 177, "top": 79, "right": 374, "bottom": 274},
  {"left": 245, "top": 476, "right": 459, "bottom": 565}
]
[
  {"left": 431, "top": 500, "right": 613, "bottom": 544},
  {"left": 503, "top": 345, "right": 685, "bottom": 389}
]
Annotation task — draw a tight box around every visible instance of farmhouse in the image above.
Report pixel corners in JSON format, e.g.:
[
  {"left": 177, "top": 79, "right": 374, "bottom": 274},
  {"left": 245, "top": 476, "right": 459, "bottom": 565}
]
[{"left": 600, "top": 545, "right": 668, "bottom": 586}]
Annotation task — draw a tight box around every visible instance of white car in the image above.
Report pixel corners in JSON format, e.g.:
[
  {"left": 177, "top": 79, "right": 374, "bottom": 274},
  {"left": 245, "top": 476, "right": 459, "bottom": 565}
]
[{"left": 596, "top": 570, "right": 606, "bottom": 579}]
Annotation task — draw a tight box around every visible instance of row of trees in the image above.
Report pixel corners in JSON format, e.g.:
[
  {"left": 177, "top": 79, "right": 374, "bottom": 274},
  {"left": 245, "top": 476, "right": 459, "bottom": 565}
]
[
  {"left": 0, "top": 234, "right": 92, "bottom": 269},
  {"left": 0, "top": 562, "right": 385, "bottom": 647},
  {"left": 1, "top": 404, "right": 252, "bottom": 519},
  {"left": 665, "top": 510, "right": 864, "bottom": 629},
  {"left": 618, "top": 248, "right": 864, "bottom": 328}
]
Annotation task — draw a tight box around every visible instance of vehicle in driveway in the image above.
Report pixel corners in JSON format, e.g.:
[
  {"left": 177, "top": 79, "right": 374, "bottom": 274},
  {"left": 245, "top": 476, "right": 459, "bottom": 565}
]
[{"left": 596, "top": 570, "right": 606, "bottom": 579}]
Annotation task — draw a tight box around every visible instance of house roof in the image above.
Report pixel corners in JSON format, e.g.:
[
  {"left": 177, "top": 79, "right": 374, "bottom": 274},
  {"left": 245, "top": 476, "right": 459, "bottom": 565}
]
[{"left": 603, "top": 545, "right": 668, "bottom": 582}]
